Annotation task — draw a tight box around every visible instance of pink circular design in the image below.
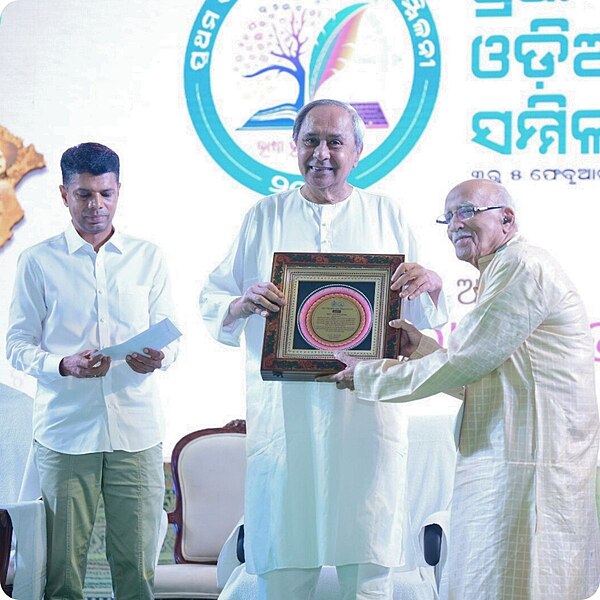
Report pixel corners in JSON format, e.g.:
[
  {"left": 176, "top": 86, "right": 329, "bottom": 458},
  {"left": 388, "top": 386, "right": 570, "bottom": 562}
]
[
  {"left": 304, "top": 294, "right": 367, "bottom": 348},
  {"left": 298, "top": 285, "right": 373, "bottom": 350}
]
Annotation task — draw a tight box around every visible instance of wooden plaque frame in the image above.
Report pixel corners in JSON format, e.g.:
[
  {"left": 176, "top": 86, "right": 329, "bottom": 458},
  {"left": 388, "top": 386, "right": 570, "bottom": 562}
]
[{"left": 260, "top": 252, "right": 404, "bottom": 381}]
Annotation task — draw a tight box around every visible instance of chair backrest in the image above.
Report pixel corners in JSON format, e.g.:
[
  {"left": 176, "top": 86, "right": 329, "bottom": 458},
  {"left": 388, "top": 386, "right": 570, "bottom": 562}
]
[
  {"left": 170, "top": 420, "right": 246, "bottom": 565},
  {"left": 0, "top": 384, "right": 33, "bottom": 505}
]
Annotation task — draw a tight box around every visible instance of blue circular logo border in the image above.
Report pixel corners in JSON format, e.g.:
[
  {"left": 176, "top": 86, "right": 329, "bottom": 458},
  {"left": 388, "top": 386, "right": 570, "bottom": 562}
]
[{"left": 184, "top": 0, "right": 441, "bottom": 195}]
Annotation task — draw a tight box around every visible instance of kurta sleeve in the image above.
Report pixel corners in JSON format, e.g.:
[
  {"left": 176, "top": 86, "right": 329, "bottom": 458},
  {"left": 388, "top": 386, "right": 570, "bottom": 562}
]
[
  {"left": 199, "top": 209, "right": 255, "bottom": 347},
  {"left": 355, "top": 249, "right": 550, "bottom": 403},
  {"left": 404, "top": 289, "right": 448, "bottom": 330},
  {"left": 6, "top": 252, "right": 63, "bottom": 383}
]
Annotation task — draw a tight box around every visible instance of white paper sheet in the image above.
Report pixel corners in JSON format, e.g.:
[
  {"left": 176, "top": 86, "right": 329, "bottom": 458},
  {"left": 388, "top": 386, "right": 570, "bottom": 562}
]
[{"left": 95, "top": 318, "right": 182, "bottom": 360}]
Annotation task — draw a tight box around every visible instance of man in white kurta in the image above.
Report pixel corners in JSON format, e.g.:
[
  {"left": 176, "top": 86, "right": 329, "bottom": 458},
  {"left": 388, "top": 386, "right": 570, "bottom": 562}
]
[
  {"left": 333, "top": 179, "right": 600, "bottom": 600},
  {"left": 200, "top": 100, "right": 447, "bottom": 599}
]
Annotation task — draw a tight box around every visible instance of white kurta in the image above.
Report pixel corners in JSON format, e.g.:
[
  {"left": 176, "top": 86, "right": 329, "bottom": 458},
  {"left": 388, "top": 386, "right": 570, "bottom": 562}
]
[
  {"left": 355, "top": 236, "right": 600, "bottom": 600},
  {"left": 200, "top": 188, "right": 447, "bottom": 574}
]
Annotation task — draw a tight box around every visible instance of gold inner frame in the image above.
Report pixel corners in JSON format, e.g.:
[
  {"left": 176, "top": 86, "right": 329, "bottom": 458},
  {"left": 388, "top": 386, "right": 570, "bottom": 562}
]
[{"left": 276, "top": 266, "right": 391, "bottom": 360}]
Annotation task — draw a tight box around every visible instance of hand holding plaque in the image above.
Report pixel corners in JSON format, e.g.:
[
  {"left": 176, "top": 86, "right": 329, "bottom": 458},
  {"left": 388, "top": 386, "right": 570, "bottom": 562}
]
[
  {"left": 227, "top": 281, "right": 285, "bottom": 322},
  {"left": 260, "top": 253, "right": 404, "bottom": 381}
]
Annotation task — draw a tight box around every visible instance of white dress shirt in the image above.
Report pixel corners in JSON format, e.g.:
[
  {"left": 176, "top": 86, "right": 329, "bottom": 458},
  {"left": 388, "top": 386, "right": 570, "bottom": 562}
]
[{"left": 6, "top": 225, "right": 178, "bottom": 454}]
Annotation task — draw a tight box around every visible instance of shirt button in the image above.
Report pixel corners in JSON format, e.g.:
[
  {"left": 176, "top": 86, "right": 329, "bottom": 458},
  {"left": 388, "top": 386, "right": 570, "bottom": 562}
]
[
  {"left": 98, "top": 290, "right": 103, "bottom": 295},
  {"left": 100, "top": 318, "right": 105, "bottom": 323}
]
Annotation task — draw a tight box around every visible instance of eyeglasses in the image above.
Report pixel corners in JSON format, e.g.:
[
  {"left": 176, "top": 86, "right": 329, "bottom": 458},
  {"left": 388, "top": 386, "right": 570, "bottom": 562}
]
[{"left": 436, "top": 205, "right": 504, "bottom": 225}]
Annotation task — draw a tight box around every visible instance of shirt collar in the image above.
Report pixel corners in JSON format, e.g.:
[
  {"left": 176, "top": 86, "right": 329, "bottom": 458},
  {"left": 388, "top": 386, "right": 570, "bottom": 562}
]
[
  {"left": 478, "top": 233, "right": 522, "bottom": 273},
  {"left": 299, "top": 185, "right": 356, "bottom": 208},
  {"left": 64, "top": 223, "right": 124, "bottom": 255}
]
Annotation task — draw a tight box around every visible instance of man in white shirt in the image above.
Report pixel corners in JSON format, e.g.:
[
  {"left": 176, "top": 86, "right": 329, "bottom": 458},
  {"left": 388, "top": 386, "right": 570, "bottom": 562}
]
[
  {"left": 329, "top": 179, "right": 600, "bottom": 600},
  {"left": 6, "top": 142, "right": 178, "bottom": 600},
  {"left": 200, "top": 99, "right": 447, "bottom": 599}
]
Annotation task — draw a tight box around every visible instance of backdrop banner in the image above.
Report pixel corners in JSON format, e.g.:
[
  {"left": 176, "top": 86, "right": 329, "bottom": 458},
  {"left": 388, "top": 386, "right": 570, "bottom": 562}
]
[{"left": 0, "top": 0, "right": 599, "bottom": 454}]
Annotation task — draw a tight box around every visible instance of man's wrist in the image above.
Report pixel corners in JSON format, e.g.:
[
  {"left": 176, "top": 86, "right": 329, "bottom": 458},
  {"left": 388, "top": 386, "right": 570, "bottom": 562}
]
[{"left": 223, "top": 298, "right": 241, "bottom": 326}]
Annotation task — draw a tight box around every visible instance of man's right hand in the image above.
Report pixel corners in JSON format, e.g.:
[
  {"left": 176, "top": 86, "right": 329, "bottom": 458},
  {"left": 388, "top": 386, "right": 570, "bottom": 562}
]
[
  {"left": 390, "top": 319, "right": 423, "bottom": 358},
  {"left": 59, "top": 350, "right": 111, "bottom": 378},
  {"left": 225, "top": 282, "right": 285, "bottom": 324}
]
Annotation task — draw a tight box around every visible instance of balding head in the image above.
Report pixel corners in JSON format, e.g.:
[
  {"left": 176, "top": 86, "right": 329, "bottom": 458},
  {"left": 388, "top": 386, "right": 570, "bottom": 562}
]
[
  {"left": 446, "top": 179, "right": 516, "bottom": 211},
  {"left": 442, "top": 179, "right": 517, "bottom": 267}
]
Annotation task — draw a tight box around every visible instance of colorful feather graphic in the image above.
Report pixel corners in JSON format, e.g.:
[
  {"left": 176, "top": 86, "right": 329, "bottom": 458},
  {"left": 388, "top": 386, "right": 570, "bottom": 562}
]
[{"left": 308, "top": 3, "right": 368, "bottom": 99}]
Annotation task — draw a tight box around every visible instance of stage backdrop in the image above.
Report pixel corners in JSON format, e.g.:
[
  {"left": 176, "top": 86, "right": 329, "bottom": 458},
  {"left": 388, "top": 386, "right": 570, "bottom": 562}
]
[{"left": 1, "top": 0, "right": 599, "bottom": 456}]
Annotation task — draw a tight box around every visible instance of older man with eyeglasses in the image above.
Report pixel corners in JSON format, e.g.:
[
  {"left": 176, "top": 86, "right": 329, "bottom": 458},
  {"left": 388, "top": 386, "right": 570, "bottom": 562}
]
[{"left": 329, "top": 179, "right": 600, "bottom": 600}]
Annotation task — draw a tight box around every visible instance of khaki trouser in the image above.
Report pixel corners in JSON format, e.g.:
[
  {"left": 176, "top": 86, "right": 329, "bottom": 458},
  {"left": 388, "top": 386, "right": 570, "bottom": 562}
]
[{"left": 34, "top": 442, "right": 164, "bottom": 600}]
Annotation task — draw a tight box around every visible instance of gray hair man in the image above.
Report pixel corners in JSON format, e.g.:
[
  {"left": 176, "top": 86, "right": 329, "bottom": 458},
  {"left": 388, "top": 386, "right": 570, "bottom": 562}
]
[{"left": 330, "top": 179, "right": 600, "bottom": 600}]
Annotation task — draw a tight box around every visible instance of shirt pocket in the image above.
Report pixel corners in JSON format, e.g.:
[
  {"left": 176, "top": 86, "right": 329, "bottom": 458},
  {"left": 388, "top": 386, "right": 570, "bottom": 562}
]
[{"left": 117, "top": 285, "right": 150, "bottom": 330}]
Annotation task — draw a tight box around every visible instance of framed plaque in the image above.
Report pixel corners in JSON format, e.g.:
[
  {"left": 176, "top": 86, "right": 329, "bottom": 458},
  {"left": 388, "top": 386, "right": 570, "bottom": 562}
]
[{"left": 260, "top": 252, "right": 404, "bottom": 381}]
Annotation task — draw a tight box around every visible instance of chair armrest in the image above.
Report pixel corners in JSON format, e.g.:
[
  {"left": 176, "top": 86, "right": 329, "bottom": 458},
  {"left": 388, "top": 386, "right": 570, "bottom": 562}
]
[
  {"left": 0, "top": 509, "right": 13, "bottom": 596},
  {"left": 423, "top": 523, "right": 443, "bottom": 566},
  {"left": 419, "top": 510, "right": 451, "bottom": 592},
  {"left": 236, "top": 524, "right": 245, "bottom": 564},
  {"left": 217, "top": 518, "right": 244, "bottom": 590}
]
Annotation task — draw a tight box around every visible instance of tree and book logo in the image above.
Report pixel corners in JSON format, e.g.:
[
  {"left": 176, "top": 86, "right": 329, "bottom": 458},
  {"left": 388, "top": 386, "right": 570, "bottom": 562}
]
[
  {"left": 239, "top": 4, "right": 377, "bottom": 130},
  {"left": 184, "top": 0, "right": 440, "bottom": 195}
]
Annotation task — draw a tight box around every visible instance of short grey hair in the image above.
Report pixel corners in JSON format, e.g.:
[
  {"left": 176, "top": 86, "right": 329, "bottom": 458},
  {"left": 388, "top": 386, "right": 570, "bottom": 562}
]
[{"left": 292, "top": 99, "right": 365, "bottom": 149}]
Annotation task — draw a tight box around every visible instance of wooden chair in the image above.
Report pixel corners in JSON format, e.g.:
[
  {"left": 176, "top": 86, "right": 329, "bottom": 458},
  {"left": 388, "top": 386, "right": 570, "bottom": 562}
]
[{"left": 154, "top": 420, "right": 246, "bottom": 599}]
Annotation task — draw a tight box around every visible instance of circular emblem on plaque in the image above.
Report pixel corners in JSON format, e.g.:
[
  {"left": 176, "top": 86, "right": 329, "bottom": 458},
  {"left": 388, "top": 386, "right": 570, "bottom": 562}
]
[
  {"left": 184, "top": 1, "right": 440, "bottom": 195},
  {"left": 298, "top": 285, "right": 373, "bottom": 351}
]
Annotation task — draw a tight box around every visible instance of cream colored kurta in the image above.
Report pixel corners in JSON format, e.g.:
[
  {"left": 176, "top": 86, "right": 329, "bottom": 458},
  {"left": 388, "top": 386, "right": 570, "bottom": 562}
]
[
  {"left": 355, "top": 236, "right": 600, "bottom": 600},
  {"left": 200, "top": 188, "right": 447, "bottom": 575}
]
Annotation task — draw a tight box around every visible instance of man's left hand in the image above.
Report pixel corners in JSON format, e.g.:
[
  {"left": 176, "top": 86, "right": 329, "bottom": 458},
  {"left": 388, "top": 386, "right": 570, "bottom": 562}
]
[
  {"left": 126, "top": 347, "right": 164, "bottom": 374},
  {"left": 391, "top": 262, "right": 442, "bottom": 305},
  {"left": 315, "top": 352, "right": 360, "bottom": 391}
]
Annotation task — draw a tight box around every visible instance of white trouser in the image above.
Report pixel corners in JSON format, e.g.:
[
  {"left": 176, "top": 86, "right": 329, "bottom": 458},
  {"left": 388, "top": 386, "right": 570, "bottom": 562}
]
[{"left": 257, "top": 563, "right": 393, "bottom": 600}]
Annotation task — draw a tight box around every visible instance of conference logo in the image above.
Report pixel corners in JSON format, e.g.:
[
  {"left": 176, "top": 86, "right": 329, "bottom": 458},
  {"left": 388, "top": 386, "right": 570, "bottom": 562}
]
[{"left": 184, "top": 0, "right": 441, "bottom": 196}]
